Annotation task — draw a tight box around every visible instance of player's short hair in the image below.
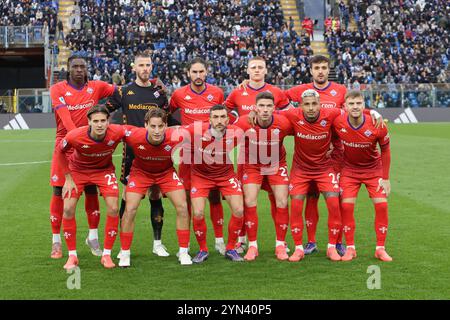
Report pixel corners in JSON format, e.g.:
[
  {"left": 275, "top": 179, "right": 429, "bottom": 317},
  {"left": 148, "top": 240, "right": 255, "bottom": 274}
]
[
  {"left": 187, "top": 57, "right": 208, "bottom": 70},
  {"left": 87, "top": 105, "right": 110, "bottom": 119},
  {"left": 256, "top": 91, "right": 274, "bottom": 103},
  {"left": 67, "top": 54, "right": 88, "bottom": 82},
  {"left": 345, "top": 90, "right": 365, "bottom": 101},
  {"left": 144, "top": 108, "right": 167, "bottom": 124},
  {"left": 248, "top": 56, "right": 266, "bottom": 65},
  {"left": 135, "top": 50, "right": 152, "bottom": 61},
  {"left": 301, "top": 89, "right": 320, "bottom": 99},
  {"left": 309, "top": 55, "right": 330, "bottom": 67},
  {"left": 209, "top": 104, "right": 228, "bottom": 116}
]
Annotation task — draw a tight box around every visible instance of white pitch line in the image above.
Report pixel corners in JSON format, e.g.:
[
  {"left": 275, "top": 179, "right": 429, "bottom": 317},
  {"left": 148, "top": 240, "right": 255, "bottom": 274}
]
[{"left": 0, "top": 155, "right": 122, "bottom": 166}]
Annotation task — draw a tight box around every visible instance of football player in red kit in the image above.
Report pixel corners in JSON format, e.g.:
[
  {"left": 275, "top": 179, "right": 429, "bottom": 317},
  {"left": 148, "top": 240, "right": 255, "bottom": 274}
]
[
  {"left": 234, "top": 92, "right": 292, "bottom": 261},
  {"left": 333, "top": 91, "right": 392, "bottom": 262},
  {"left": 57, "top": 106, "right": 126, "bottom": 270},
  {"left": 285, "top": 55, "right": 347, "bottom": 256},
  {"left": 169, "top": 58, "right": 227, "bottom": 255},
  {"left": 225, "top": 57, "right": 292, "bottom": 253},
  {"left": 182, "top": 105, "right": 245, "bottom": 263},
  {"left": 49, "top": 55, "right": 116, "bottom": 259},
  {"left": 118, "top": 109, "right": 192, "bottom": 267}
]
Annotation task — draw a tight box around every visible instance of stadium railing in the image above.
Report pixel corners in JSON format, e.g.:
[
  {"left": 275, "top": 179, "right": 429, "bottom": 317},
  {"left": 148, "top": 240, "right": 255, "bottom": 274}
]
[
  {"left": 0, "top": 26, "right": 48, "bottom": 48},
  {"left": 1, "top": 84, "right": 449, "bottom": 114}
]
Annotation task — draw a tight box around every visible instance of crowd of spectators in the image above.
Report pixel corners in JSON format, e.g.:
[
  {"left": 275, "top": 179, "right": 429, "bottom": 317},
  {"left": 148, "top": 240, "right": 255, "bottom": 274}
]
[
  {"left": 0, "top": 0, "right": 59, "bottom": 40},
  {"left": 65, "top": 0, "right": 314, "bottom": 92},
  {"left": 325, "top": 0, "right": 449, "bottom": 89}
]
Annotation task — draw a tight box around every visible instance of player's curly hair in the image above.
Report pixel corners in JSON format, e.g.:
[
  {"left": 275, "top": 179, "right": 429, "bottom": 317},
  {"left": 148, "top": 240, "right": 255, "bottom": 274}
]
[
  {"left": 87, "top": 105, "right": 110, "bottom": 119},
  {"left": 66, "top": 54, "right": 89, "bottom": 83}
]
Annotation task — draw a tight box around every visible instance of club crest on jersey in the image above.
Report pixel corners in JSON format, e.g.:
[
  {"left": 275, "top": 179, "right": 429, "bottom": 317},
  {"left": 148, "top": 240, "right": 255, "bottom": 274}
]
[
  {"left": 364, "top": 130, "right": 372, "bottom": 137},
  {"left": 288, "top": 184, "right": 294, "bottom": 191},
  {"left": 207, "top": 94, "right": 214, "bottom": 101},
  {"left": 62, "top": 139, "right": 68, "bottom": 148},
  {"left": 330, "top": 90, "right": 337, "bottom": 96},
  {"left": 243, "top": 173, "right": 248, "bottom": 181},
  {"left": 87, "top": 87, "right": 94, "bottom": 94},
  {"left": 52, "top": 174, "right": 59, "bottom": 182},
  {"left": 164, "top": 145, "right": 172, "bottom": 152},
  {"left": 191, "top": 187, "right": 197, "bottom": 194},
  {"left": 125, "top": 130, "right": 132, "bottom": 137},
  {"left": 107, "top": 140, "right": 115, "bottom": 146},
  {"left": 184, "top": 95, "right": 192, "bottom": 100},
  {"left": 154, "top": 91, "right": 160, "bottom": 98},
  {"left": 320, "top": 120, "right": 327, "bottom": 127},
  {"left": 273, "top": 128, "right": 280, "bottom": 135}
]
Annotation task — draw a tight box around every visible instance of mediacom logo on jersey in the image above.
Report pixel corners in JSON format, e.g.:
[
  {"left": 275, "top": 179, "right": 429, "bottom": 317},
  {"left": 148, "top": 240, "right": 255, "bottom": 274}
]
[
  {"left": 66, "top": 100, "right": 95, "bottom": 111},
  {"left": 296, "top": 132, "right": 328, "bottom": 140}
]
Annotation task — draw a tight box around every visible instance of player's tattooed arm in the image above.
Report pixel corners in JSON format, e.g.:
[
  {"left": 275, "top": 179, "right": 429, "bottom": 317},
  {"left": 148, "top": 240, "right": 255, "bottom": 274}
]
[{"left": 105, "top": 86, "right": 123, "bottom": 112}]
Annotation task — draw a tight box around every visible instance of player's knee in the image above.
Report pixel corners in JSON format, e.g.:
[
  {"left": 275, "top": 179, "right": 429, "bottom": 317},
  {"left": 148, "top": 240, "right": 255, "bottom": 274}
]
[
  {"left": 244, "top": 198, "right": 257, "bottom": 208},
  {"left": 63, "top": 205, "right": 76, "bottom": 218},
  {"left": 275, "top": 197, "right": 288, "bottom": 208},
  {"left": 193, "top": 209, "right": 204, "bottom": 220},
  {"left": 53, "top": 186, "right": 63, "bottom": 197},
  {"left": 176, "top": 203, "right": 189, "bottom": 219},
  {"left": 233, "top": 207, "right": 244, "bottom": 218},
  {"left": 107, "top": 203, "right": 119, "bottom": 215},
  {"left": 84, "top": 185, "right": 98, "bottom": 194}
]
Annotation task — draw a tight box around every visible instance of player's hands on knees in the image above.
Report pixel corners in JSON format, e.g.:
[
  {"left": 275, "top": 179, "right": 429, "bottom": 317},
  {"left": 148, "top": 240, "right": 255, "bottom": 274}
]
[
  {"left": 376, "top": 179, "right": 391, "bottom": 197},
  {"left": 63, "top": 174, "right": 78, "bottom": 199}
]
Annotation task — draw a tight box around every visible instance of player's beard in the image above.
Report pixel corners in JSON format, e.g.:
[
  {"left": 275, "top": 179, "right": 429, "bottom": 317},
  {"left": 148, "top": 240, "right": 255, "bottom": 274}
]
[
  {"left": 193, "top": 78, "right": 204, "bottom": 87},
  {"left": 137, "top": 72, "right": 150, "bottom": 84}
]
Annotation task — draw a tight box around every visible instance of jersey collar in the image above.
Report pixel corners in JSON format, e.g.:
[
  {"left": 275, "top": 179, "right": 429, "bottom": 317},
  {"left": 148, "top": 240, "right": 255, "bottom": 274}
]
[
  {"left": 190, "top": 84, "right": 208, "bottom": 95},
  {"left": 87, "top": 127, "right": 106, "bottom": 143},
  {"left": 347, "top": 114, "right": 366, "bottom": 130},
  {"left": 313, "top": 81, "right": 332, "bottom": 92},
  {"left": 247, "top": 82, "right": 267, "bottom": 91},
  {"left": 146, "top": 131, "right": 165, "bottom": 146}
]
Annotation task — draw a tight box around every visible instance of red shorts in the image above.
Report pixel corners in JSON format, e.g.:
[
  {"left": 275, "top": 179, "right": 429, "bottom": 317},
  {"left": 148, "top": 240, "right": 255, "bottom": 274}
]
[
  {"left": 50, "top": 138, "right": 73, "bottom": 187},
  {"left": 340, "top": 174, "right": 386, "bottom": 199},
  {"left": 126, "top": 167, "right": 185, "bottom": 195},
  {"left": 289, "top": 166, "right": 340, "bottom": 195},
  {"left": 66, "top": 169, "right": 119, "bottom": 199},
  {"left": 241, "top": 164, "right": 289, "bottom": 188},
  {"left": 191, "top": 172, "right": 242, "bottom": 198},
  {"left": 178, "top": 162, "right": 191, "bottom": 190}
]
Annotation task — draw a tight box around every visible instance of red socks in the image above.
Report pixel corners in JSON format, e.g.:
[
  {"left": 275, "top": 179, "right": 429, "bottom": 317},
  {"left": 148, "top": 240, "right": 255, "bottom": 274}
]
[
  {"left": 176, "top": 229, "right": 190, "bottom": 248},
  {"left": 275, "top": 207, "right": 289, "bottom": 242},
  {"left": 85, "top": 193, "right": 100, "bottom": 229},
  {"left": 104, "top": 215, "right": 119, "bottom": 250},
  {"left": 325, "top": 196, "right": 342, "bottom": 245},
  {"left": 226, "top": 214, "right": 244, "bottom": 250},
  {"left": 341, "top": 202, "right": 355, "bottom": 246},
  {"left": 62, "top": 217, "right": 77, "bottom": 251},
  {"left": 244, "top": 206, "right": 258, "bottom": 242},
  {"left": 374, "top": 202, "right": 389, "bottom": 247},
  {"left": 209, "top": 202, "right": 224, "bottom": 238},
  {"left": 50, "top": 195, "right": 63, "bottom": 234},
  {"left": 305, "top": 196, "right": 319, "bottom": 243},
  {"left": 268, "top": 192, "right": 277, "bottom": 228},
  {"left": 120, "top": 232, "right": 134, "bottom": 250},
  {"left": 290, "top": 198, "right": 304, "bottom": 246},
  {"left": 193, "top": 216, "right": 208, "bottom": 252}
]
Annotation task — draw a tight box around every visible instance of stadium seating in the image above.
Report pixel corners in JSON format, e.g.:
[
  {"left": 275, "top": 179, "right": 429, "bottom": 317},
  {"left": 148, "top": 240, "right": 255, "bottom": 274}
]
[
  {"left": 64, "top": 0, "right": 314, "bottom": 91},
  {"left": 325, "top": 0, "right": 449, "bottom": 87}
]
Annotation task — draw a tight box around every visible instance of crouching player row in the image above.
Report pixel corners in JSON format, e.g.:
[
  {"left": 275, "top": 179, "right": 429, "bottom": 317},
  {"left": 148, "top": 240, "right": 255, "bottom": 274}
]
[{"left": 56, "top": 106, "right": 192, "bottom": 269}]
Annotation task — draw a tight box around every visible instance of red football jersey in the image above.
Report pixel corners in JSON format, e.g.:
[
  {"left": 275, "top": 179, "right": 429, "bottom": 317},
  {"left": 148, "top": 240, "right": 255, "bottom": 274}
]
[
  {"left": 60, "top": 124, "right": 125, "bottom": 172},
  {"left": 285, "top": 82, "right": 347, "bottom": 109},
  {"left": 183, "top": 122, "right": 242, "bottom": 179},
  {"left": 51, "top": 80, "right": 116, "bottom": 138},
  {"left": 123, "top": 126, "right": 183, "bottom": 173},
  {"left": 224, "top": 83, "right": 290, "bottom": 115},
  {"left": 235, "top": 114, "right": 292, "bottom": 168},
  {"left": 284, "top": 107, "right": 343, "bottom": 173},
  {"left": 169, "top": 84, "right": 224, "bottom": 125},
  {"left": 333, "top": 114, "right": 390, "bottom": 174}
]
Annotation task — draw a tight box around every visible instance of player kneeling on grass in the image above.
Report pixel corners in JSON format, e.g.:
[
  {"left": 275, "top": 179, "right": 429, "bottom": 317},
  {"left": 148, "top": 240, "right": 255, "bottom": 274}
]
[
  {"left": 333, "top": 91, "right": 392, "bottom": 262},
  {"left": 58, "top": 105, "right": 127, "bottom": 270},
  {"left": 184, "top": 105, "right": 245, "bottom": 263},
  {"left": 119, "top": 109, "right": 192, "bottom": 267}
]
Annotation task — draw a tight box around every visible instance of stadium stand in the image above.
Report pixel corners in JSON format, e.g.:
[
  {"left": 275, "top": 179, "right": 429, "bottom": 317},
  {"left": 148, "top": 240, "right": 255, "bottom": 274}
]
[
  {"left": 325, "top": 0, "right": 449, "bottom": 88},
  {"left": 64, "top": 0, "right": 314, "bottom": 91}
]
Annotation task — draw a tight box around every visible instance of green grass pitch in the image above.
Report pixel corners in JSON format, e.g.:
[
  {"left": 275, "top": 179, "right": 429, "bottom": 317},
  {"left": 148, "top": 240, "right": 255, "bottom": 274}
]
[{"left": 0, "top": 123, "right": 449, "bottom": 300}]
